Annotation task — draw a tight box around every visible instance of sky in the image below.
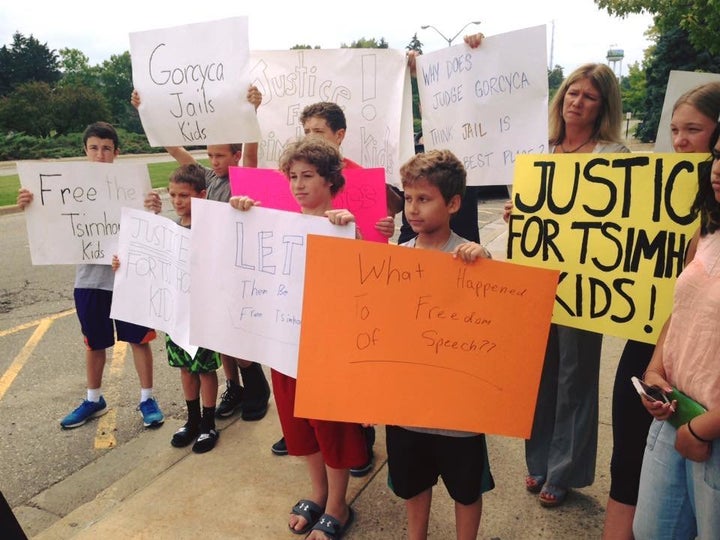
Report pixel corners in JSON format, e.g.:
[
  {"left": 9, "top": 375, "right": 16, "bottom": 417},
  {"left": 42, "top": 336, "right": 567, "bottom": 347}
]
[{"left": 1, "top": 0, "right": 654, "bottom": 77}]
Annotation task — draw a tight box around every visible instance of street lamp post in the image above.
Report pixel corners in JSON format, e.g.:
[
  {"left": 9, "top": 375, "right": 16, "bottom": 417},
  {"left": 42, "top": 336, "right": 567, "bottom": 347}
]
[{"left": 420, "top": 21, "right": 481, "bottom": 47}]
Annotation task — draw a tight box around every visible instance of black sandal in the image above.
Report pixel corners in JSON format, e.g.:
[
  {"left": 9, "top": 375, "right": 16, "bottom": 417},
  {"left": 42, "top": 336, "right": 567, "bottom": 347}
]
[
  {"left": 171, "top": 423, "right": 199, "bottom": 448},
  {"left": 310, "top": 507, "right": 355, "bottom": 539},
  {"left": 191, "top": 428, "right": 219, "bottom": 454},
  {"left": 288, "top": 499, "right": 324, "bottom": 535}
]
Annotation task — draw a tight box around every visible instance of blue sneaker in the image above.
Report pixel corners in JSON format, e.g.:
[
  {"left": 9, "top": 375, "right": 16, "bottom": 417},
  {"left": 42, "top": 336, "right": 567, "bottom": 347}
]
[
  {"left": 60, "top": 396, "right": 108, "bottom": 429},
  {"left": 138, "top": 398, "right": 164, "bottom": 428}
]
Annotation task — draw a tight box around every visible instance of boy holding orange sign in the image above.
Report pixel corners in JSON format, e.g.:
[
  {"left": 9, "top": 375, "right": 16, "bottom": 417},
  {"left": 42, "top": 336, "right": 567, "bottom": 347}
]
[{"left": 386, "top": 149, "right": 494, "bottom": 540}]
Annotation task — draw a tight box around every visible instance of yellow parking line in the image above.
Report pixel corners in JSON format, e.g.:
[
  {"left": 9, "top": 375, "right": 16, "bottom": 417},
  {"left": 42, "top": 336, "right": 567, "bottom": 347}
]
[
  {"left": 94, "top": 342, "right": 128, "bottom": 449},
  {"left": 0, "top": 309, "right": 75, "bottom": 338},
  {"left": 0, "top": 318, "right": 54, "bottom": 400}
]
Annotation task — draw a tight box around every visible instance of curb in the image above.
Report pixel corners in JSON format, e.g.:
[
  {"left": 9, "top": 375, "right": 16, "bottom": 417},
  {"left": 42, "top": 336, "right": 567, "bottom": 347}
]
[{"left": 0, "top": 204, "right": 21, "bottom": 216}]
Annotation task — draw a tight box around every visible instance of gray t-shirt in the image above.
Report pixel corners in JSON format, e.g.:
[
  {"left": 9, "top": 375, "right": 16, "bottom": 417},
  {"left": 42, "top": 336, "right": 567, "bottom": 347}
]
[
  {"left": 204, "top": 167, "right": 231, "bottom": 203},
  {"left": 74, "top": 263, "right": 114, "bottom": 291},
  {"left": 399, "top": 231, "right": 479, "bottom": 438}
]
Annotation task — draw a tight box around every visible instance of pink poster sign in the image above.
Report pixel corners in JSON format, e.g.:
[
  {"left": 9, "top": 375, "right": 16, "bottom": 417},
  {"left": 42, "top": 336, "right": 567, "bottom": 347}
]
[{"left": 230, "top": 166, "right": 389, "bottom": 243}]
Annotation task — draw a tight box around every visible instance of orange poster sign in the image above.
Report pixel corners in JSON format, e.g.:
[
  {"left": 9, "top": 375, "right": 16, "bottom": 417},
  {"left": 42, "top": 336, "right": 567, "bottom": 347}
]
[{"left": 295, "top": 235, "right": 559, "bottom": 438}]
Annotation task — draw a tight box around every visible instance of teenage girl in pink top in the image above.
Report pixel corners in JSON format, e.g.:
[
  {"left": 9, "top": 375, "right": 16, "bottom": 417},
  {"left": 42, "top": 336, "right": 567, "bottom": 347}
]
[{"left": 633, "top": 121, "right": 720, "bottom": 540}]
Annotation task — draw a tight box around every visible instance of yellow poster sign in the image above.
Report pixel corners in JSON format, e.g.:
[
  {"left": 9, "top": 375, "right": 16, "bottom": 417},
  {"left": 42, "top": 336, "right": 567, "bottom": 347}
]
[{"left": 509, "top": 153, "right": 705, "bottom": 343}]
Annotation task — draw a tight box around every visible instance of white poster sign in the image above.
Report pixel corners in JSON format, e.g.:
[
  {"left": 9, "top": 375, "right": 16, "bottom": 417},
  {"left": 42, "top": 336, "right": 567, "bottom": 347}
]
[
  {"left": 17, "top": 161, "right": 150, "bottom": 265},
  {"left": 189, "top": 199, "right": 355, "bottom": 377},
  {"left": 654, "top": 70, "right": 720, "bottom": 152},
  {"left": 249, "top": 48, "right": 415, "bottom": 185},
  {"left": 130, "top": 17, "right": 260, "bottom": 147},
  {"left": 416, "top": 25, "right": 548, "bottom": 186},
  {"left": 110, "top": 208, "right": 197, "bottom": 356}
]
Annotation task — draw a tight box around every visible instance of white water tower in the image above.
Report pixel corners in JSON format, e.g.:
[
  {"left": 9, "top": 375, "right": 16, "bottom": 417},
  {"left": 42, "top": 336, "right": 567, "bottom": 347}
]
[{"left": 607, "top": 46, "right": 624, "bottom": 78}]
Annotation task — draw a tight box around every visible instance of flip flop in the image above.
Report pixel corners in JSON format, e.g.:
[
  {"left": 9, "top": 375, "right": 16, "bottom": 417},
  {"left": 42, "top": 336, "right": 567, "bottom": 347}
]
[
  {"left": 539, "top": 484, "right": 568, "bottom": 508},
  {"left": 525, "top": 474, "right": 546, "bottom": 493},
  {"left": 289, "top": 499, "right": 324, "bottom": 535},
  {"left": 309, "top": 507, "right": 355, "bottom": 539}
]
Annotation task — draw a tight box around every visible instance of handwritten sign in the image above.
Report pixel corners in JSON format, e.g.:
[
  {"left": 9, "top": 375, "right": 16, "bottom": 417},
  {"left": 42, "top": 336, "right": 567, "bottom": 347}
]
[
  {"left": 249, "top": 48, "right": 415, "bottom": 184},
  {"left": 17, "top": 161, "right": 150, "bottom": 265},
  {"left": 130, "top": 17, "right": 260, "bottom": 147},
  {"left": 189, "top": 199, "right": 355, "bottom": 377},
  {"left": 654, "top": 70, "right": 720, "bottom": 152},
  {"left": 508, "top": 153, "right": 703, "bottom": 342},
  {"left": 110, "top": 208, "right": 196, "bottom": 356},
  {"left": 415, "top": 25, "right": 548, "bottom": 186},
  {"left": 229, "top": 166, "right": 388, "bottom": 242},
  {"left": 295, "top": 236, "right": 558, "bottom": 437}
]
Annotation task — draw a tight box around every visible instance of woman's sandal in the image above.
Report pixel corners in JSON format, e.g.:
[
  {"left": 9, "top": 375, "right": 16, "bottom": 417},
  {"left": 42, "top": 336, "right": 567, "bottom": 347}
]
[
  {"left": 539, "top": 484, "right": 568, "bottom": 508},
  {"left": 288, "top": 499, "right": 325, "bottom": 535},
  {"left": 525, "top": 474, "right": 546, "bottom": 494}
]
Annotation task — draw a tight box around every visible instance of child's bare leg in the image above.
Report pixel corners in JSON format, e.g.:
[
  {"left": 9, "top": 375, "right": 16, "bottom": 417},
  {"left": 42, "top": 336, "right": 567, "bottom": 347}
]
[
  {"left": 86, "top": 349, "right": 107, "bottom": 390},
  {"left": 406, "top": 488, "right": 432, "bottom": 540},
  {"left": 325, "top": 464, "right": 350, "bottom": 519},
  {"left": 199, "top": 371, "right": 218, "bottom": 407},
  {"left": 219, "top": 353, "right": 241, "bottom": 385},
  {"left": 130, "top": 342, "right": 153, "bottom": 389},
  {"left": 180, "top": 368, "right": 200, "bottom": 400},
  {"left": 454, "top": 497, "right": 482, "bottom": 540},
  {"left": 289, "top": 451, "right": 328, "bottom": 533},
  {"left": 305, "top": 465, "right": 352, "bottom": 539}
]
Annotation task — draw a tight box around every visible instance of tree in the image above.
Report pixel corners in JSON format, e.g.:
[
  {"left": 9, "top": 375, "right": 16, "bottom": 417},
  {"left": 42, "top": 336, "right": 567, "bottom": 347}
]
[
  {"left": 0, "top": 32, "right": 61, "bottom": 96},
  {"left": 290, "top": 44, "right": 321, "bottom": 49},
  {"left": 97, "top": 52, "right": 135, "bottom": 129},
  {"left": 341, "top": 37, "right": 388, "bottom": 49},
  {"left": 407, "top": 34, "right": 424, "bottom": 131},
  {"left": 620, "top": 61, "right": 647, "bottom": 115},
  {"left": 58, "top": 47, "right": 101, "bottom": 89},
  {"left": 406, "top": 33, "right": 423, "bottom": 53},
  {"left": 634, "top": 26, "right": 720, "bottom": 142},
  {"left": 594, "top": 0, "right": 720, "bottom": 55},
  {"left": 0, "top": 81, "right": 55, "bottom": 136},
  {"left": 52, "top": 84, "right": 111, "bottom": 135},
  {"left": 548, "top": 65, "right": 564, "bottom": 101}
]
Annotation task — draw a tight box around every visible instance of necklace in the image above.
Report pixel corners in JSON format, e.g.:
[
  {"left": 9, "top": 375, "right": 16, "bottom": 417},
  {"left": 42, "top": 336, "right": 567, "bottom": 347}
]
[{"left": 560, "top": 137, "right": 593, "bottom": 153}]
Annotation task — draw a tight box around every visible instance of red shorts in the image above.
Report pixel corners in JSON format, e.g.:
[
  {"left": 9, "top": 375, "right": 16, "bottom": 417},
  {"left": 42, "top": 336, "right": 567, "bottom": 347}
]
[{"left": 271, "top": 369, "right": 367, "bottom": 469}]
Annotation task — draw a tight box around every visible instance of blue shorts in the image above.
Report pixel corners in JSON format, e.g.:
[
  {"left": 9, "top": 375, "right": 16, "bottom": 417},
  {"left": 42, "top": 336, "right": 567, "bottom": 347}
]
[{"left": 74, "top": 288, "right": 156, "bottom": 350}]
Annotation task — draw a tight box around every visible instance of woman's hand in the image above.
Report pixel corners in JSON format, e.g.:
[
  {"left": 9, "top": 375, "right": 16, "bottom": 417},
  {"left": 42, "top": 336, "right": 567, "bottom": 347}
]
[
  {"left": 230, "top": 196, "right": 259, "bottom": 211},
  {"left": 675, "top": 421, "right": 712, "bottom": 462},
  {"left": 640, "top": 370, "right": 677, "bottom": 420},
  {"left": 642, "top": 397, "right": 677, "bottom": 421},
  {"left": 111, "top": 255, "right": 120, "bottom": 272}
]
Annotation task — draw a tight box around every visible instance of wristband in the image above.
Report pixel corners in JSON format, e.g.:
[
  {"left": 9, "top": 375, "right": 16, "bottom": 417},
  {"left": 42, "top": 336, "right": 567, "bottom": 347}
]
[{"left": 687, "top": 419, "right": 712, "bottom": 444}]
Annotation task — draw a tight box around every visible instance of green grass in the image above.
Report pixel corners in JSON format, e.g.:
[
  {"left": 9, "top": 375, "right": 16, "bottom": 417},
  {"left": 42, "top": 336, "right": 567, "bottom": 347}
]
[
  {"left": 0, "top": 174, "right": 20, "bottom": 206},
  {"left": 0, "top": 159, "right": 210, "bottom": 207}
]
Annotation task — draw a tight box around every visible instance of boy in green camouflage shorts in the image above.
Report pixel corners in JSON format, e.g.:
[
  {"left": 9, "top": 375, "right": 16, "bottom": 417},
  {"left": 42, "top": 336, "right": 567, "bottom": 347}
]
[{"left": 113, "top": 163, "right": 221, "bottom": 452}]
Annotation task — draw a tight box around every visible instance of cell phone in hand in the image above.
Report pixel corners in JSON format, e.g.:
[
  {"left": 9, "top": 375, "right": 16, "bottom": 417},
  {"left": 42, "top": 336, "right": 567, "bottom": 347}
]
[{"left": 631, "top": 376, "right": 671, "bottom": 404}]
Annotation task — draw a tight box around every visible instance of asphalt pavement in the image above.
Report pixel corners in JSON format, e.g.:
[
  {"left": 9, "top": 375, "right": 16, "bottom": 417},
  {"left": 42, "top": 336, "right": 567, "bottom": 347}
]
[{"left": 7, "top": 195, "right": 626, "bottom": 540}]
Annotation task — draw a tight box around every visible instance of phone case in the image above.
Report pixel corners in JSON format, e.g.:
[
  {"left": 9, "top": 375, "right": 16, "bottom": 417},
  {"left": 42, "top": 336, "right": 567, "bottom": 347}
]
[{"left": 667, "top": 387, "right": 707, "bottom": 428}]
